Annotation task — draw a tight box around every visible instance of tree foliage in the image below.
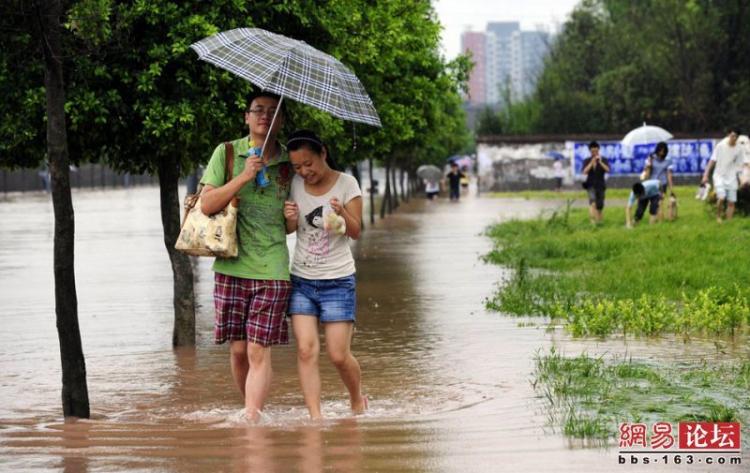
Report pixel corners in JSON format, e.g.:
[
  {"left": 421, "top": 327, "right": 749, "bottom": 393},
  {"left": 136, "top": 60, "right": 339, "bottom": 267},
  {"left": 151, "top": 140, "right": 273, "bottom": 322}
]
[
  {"left": 501, "top": 0, "right": 750, "bottom": 134},
  {"left": 1, "top": 0, "right": 471, "bottom": 173}
]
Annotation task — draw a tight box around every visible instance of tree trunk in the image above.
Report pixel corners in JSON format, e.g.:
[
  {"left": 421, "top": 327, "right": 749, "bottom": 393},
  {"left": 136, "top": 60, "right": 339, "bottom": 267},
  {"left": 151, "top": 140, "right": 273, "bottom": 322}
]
[
  {"left": 157, "top": 154, "right": 196, "bottom": 347},
  {"left": 399, "top": 168, "right": 408, "bottom": 203},
  {"left": 391, "top": 166, "right": 399, "bottom": 209},
  {"left": 399, "top": 169, "right": 410, "bottom": 202},
  {"left": 350, "top": 163, "right": 364, "bottom": 231},
  {"left": 368, "top": 157, "right": 375, "bottom": 225},
  {"left": 39, "top": 0, "right": 90, "bottom": 419},
  {"left": 380, "top": 161, "right": 391, "bottom": 219}
]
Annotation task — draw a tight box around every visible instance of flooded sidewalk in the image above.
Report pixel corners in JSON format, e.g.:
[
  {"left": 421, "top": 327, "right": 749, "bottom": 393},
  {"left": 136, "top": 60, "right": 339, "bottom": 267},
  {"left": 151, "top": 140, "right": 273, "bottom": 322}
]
[{"left": 0, "top": 188, "right": 745, "bottom": 472}]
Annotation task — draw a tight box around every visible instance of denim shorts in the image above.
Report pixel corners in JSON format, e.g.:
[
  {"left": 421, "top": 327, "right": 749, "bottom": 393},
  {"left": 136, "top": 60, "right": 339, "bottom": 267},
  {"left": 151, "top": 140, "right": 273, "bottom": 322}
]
[{"left": 288, "top": 274, "right": 356, "bottom": 323}]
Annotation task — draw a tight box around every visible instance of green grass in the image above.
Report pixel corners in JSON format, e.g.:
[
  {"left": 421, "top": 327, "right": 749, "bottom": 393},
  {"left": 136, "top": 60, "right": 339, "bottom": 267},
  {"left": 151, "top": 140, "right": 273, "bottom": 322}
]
[
  {"left": 488, "top": 187, "right": 637, "bottom": 200},
  {"left": 534, "top": 349, "right": 750, "bottom": 440},
  {"left": 484, "top": 186, "right": 750, "bottom": 336}
]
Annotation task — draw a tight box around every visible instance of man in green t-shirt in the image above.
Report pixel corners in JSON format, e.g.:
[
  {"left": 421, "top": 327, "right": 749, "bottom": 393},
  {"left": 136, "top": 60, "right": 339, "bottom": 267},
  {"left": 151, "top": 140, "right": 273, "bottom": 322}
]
[{"left": 199, "top": 91, "right": 293, "bottom": 422}]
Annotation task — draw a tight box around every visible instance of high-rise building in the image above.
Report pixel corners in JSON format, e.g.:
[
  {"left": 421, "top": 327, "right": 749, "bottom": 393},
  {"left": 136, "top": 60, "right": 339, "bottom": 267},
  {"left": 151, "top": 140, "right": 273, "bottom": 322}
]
[
  {"left": 484, "top": 22, "right": 519, "bottom": 105},
  {"left": 461, "top": 31, "right": 487, "bottom": 105},
  {"left": 460, "top": 22, "right": 551, "bottom": 107},
  {"left": 510, "top": 30, "right": 550, "bottom": 102}
]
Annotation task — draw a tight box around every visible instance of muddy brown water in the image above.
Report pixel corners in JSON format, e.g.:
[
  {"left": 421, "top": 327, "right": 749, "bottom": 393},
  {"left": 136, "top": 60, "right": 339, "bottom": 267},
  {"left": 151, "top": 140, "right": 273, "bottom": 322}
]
[{"left": 0, "top": 187, "right": 746, "bottom": 472}]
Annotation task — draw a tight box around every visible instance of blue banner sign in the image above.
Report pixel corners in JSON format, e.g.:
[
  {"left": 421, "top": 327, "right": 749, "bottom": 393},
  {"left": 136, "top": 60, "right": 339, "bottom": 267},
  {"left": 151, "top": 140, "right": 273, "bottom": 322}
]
[{"left": 568, "top": 140, "right": 714, "bottom": 176}]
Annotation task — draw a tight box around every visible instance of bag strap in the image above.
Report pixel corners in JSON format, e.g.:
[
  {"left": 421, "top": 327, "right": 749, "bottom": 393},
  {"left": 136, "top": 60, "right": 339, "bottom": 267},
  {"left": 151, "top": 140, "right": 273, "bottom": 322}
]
[
  {"left": 225, "top": 141, "right": 235, "bottom": 183},
  {"left": 224, "top": 141, "right": 240, "bottom": 208}
]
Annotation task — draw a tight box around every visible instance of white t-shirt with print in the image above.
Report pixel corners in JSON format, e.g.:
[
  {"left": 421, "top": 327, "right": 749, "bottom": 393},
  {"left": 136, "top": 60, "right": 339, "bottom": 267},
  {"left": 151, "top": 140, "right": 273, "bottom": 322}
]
[{"left": 290, "top": 172, "right": 362, "bottom": 280}]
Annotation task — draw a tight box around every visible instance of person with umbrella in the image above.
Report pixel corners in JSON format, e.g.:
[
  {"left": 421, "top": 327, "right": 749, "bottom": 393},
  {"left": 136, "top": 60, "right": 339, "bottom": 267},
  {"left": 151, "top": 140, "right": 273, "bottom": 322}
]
[
  {"left": 283, "top": 130, "right": 366, "bottom": 419},
  {"left": 190, "top": 28, "right": 381, "bottom": 418},
  {"left": 199, "top": 91, "right": 294, "bottom": 422},
  {"left": 642, "top": 142, "right": 675, "bottom": 221},
  {"left": 416, "top": 164, "right": 442, "bottom": 200},
  {"left": 424, "top": 178, "right": 440, "bottom": 200},
  {"left": 446, "top": 161, "right": 466, "bottom": 202}
]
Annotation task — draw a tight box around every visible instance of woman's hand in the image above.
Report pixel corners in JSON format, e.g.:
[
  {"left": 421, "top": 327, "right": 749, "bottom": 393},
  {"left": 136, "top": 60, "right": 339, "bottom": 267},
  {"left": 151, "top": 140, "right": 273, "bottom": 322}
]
[
  {"left": 329, "top": 197, "right": 343, "bottom": 214},
  {"left": 284, "top": 200, "right": 299, "bottom": 222}
]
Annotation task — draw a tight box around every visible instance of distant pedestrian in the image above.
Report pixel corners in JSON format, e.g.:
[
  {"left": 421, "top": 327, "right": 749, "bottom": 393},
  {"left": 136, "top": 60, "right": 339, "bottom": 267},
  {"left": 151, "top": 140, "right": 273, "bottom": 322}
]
[
  {"left": 553, "top": 159, "right": 564, "bottom": 191},
  {"left": 642, "top": 141, "right": 675, "bottom": 220},
  {"left": 625, "top": 179, "right": 661, "bottom": 228},
  {"left": 460, "top": 166, "right": 470, "bottom": 189},
  {"left": 446, "top": 162, "right": 465, "bottom": 202},
  {"left": 582, "top": 141, "right": 610, "bottom": 224},
  {"left": 424, "top": 179, "right": 439, "bottom": 200},
  {"left": 702, "top": 127, "right": 744, "bottom": 222}
]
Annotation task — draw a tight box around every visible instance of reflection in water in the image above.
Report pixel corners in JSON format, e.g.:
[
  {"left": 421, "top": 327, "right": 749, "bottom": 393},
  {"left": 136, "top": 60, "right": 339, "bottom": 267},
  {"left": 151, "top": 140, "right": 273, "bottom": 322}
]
[
  {"left": 61, "top": 421, "right": 90, "bottom": 473},
  {"left": 0, "top": 188, "right": 747, "bottom": 472}
]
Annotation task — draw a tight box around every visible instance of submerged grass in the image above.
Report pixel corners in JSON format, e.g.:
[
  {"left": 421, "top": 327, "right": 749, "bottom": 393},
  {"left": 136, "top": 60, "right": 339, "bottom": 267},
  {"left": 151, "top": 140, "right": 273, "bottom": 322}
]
[
  {"left": 485, "top": 186, "right": 750, "bottom": 337},
  {"left": 534, "top": 349, "right": 750, "bottom": 440}
]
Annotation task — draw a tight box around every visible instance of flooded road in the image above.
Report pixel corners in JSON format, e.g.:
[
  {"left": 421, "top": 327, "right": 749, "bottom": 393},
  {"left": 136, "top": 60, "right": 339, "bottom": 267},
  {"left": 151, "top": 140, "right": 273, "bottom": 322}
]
[{"left": 0, "top": 187, "right": 746, "bottom": 472}]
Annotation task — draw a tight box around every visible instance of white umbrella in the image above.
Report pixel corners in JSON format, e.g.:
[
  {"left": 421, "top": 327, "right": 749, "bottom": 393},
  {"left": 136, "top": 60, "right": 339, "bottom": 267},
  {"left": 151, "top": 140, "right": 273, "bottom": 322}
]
[
  {"left": 416, "top": 165, "right": 442, "bottom": 182},
  {"left": 622, "top": 123, "right": 673, "bottom": 147}
]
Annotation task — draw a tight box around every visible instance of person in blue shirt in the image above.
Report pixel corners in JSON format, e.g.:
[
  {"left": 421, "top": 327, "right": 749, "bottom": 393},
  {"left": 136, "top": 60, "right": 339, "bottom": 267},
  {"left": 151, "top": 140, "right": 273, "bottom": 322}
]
[
  {"left": 626, "top": 179, "right": 661, "bottom": 228},
  {"left": 642, "top": 142, "right": 675, "bottom": 220}
]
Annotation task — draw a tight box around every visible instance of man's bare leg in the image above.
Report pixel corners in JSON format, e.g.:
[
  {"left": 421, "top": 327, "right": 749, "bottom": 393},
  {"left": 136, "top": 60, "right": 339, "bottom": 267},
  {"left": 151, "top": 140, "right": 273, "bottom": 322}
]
[
  {"left": 727, "top": 202, "right": 735, "bottom": 220},
  {"left": 245, "top": 342, "right": 272, "bottom": 422},
  {"left": 230, "top": 340, "right": 249, "bottom": 398}
]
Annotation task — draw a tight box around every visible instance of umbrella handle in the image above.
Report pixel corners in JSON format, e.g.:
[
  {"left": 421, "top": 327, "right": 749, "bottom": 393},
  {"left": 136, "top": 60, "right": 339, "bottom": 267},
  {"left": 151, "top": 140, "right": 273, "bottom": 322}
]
[{"left": 260, "top": 95, "right": 284, "bottom": 163}]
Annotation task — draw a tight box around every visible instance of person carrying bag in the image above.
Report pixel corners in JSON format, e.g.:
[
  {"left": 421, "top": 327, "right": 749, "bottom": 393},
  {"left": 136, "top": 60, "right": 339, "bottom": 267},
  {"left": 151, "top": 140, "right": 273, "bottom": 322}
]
[{"left": 175, "top": 142, "right": 239, "bottom": 258}]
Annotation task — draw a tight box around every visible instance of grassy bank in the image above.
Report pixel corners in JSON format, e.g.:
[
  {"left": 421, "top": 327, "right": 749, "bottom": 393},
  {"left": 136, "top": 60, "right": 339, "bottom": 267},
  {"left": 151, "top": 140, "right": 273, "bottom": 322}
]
[
  {"left": 485, "top": 186, "right": 750, "bottom": 337},
  {"left": 534, "top": 349, "right": 750, "bottom": 440},
  {"left": 488, "top": 187, "right": 636, "bottom": 200}
]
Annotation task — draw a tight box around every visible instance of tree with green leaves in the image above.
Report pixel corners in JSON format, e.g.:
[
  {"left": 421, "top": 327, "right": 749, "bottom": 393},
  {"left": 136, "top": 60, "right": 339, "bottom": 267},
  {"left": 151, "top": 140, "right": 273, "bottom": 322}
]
[
  {"left": 517, "top": 0, "right": 750, "bottom": 134},
  {"left": 2, "top": 1, "right": 472, "bottom": 351},
  {"left": 5, "top": 0, "right": 91, "bottom": 418}
]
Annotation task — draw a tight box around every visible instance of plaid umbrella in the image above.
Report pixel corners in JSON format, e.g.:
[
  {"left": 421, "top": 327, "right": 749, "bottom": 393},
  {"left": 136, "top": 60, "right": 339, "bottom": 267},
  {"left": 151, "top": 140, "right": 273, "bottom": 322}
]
[{"left": 190, "top": 28, "right": 381, "bottom": 128}]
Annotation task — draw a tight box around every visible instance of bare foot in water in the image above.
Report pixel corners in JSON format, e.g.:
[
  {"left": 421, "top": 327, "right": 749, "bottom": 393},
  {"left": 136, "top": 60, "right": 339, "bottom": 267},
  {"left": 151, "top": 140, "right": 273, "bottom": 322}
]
[
  {"left": 351, "top": 394, "right": 368, "bottom": 415},
  {"left": 245, "top": 407, "right": 262, "bottom": 423}
]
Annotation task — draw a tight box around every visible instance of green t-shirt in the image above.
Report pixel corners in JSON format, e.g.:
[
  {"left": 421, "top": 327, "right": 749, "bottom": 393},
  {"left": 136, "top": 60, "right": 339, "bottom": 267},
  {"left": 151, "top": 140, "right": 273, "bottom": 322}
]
[{"left": 200, "top": 136, "right": 293, "bottom": 280}]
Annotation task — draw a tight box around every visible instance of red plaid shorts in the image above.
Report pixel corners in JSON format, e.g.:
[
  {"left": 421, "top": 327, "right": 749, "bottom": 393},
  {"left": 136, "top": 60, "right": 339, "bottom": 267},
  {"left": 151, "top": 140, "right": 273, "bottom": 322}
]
[{"left": 213, "top": 273, "right": 292, "bottom": 346}]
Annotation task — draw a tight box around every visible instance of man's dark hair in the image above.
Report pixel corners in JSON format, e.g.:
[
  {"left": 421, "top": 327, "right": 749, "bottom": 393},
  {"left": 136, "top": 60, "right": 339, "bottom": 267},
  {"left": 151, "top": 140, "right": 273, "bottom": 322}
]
[
  {"left": 727, "top": 126, "right": 742, "bottom": 136},
  {"left": 632, "top": 182, "right": 645, "bottom": 197},
  {"left": 655, "top": 142, "right": 668, "bottom": 156},
  {"left": 588, "top": 141, "right": 600, "bottom": 150},
  {"left": 246, "top": 91, "right": 289, "bottom": 121}
]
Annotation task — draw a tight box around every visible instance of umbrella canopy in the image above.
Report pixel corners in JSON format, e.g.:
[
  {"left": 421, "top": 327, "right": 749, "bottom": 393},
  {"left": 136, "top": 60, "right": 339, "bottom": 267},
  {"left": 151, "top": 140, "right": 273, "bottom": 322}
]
[
  {"left": 416, "top": 165, "right": 443, "bottom": 182},
  {"left": 448, "top": 155, "right": 473, "bottom": 170},
  {"left": 545, "top": 151, "right": 565, "bottom": 160},
  {"left": 622, "top": 123, "right": 672, "bottom": 147},
  {"left": 190, "top": 28, "right": 381, "bottom": 128}
]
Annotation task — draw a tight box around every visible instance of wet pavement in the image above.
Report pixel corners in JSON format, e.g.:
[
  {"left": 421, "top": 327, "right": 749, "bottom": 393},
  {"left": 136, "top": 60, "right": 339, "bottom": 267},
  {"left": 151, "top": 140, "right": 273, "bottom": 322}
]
[{"left": 0, "top": 186, "right": 746, "bottom": 472}]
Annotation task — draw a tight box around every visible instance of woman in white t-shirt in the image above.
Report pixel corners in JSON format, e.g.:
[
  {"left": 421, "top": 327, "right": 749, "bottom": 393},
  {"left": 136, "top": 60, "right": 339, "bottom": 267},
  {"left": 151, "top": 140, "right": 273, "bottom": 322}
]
[{"left": 283, "top": 129, "right": 366, "bottom": 420}]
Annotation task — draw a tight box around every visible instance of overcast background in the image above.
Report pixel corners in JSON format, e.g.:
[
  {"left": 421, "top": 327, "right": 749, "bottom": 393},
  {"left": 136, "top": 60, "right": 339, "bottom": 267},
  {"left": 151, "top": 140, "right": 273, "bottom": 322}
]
[{"left": 434, "top": 0, "right": 581, "bottom": 59}]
